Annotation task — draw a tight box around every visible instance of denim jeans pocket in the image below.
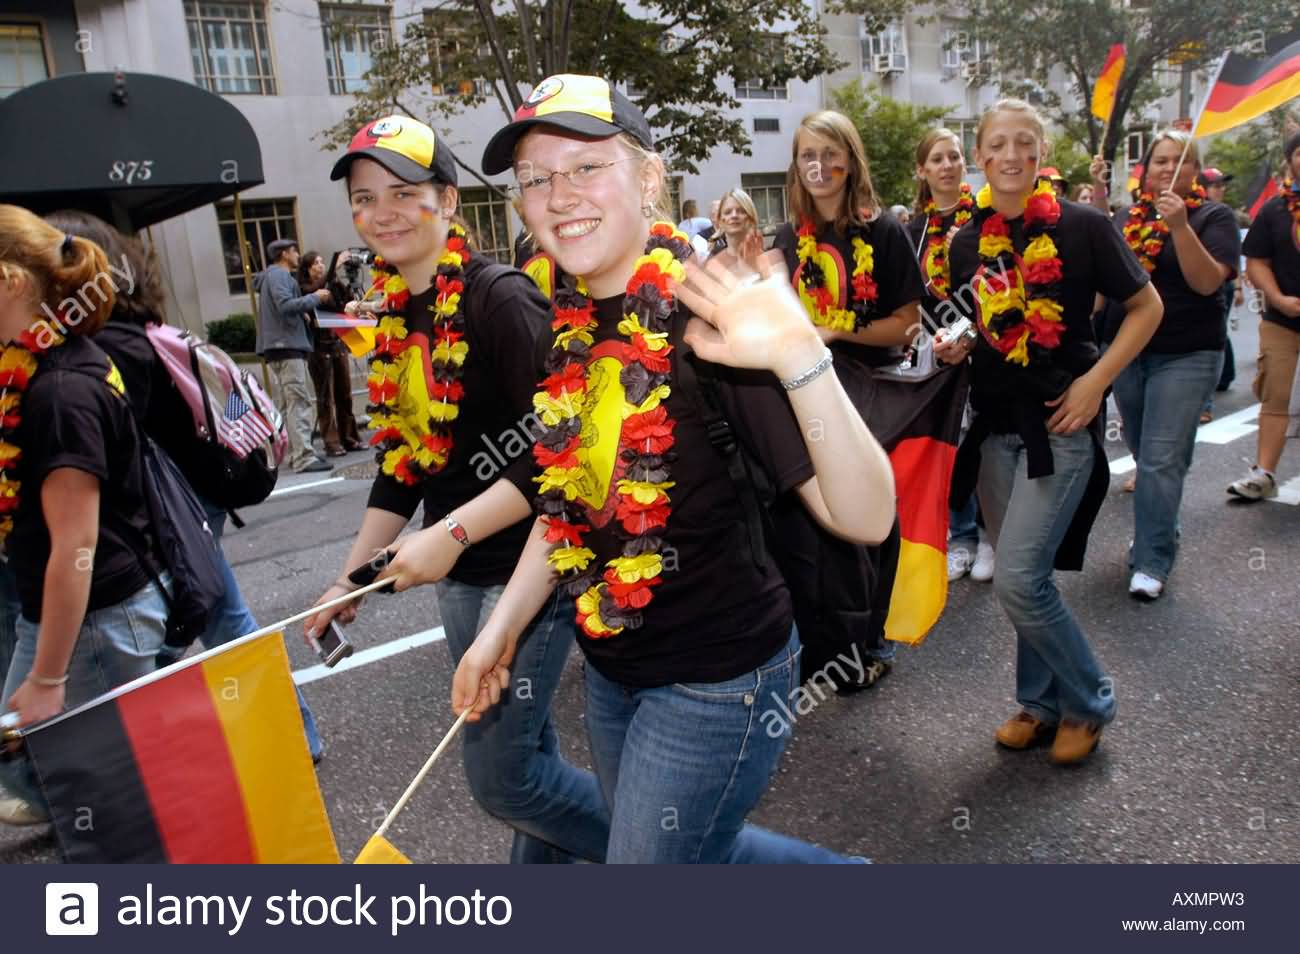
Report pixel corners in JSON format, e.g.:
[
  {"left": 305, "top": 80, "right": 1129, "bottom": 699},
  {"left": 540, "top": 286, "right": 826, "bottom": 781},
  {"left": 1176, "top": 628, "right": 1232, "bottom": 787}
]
[{"left": 670, "top": 635, "right": 798, "bottom": 704}]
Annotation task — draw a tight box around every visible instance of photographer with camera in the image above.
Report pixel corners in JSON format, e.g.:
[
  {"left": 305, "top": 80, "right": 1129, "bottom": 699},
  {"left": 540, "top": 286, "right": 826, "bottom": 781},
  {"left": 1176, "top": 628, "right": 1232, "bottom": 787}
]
[{"left": 299, "top": 249, "right": 363, "bottom": 458}]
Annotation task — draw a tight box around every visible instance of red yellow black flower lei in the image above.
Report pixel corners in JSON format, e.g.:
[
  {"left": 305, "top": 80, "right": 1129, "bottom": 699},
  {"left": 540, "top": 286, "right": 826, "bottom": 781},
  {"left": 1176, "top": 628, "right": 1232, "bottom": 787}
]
[
  {"left": 972, "top": 178, "right": 1065, "bottom": 366},
  {"left": 365, "top": 224, "right": 469, "bottom": 485},
  {"left": 795, "top": 216, "right": 878, "bottom": 332},
  {"left": 922, "top": 183, "right": 974, "bottom": 299},
  {"left": 0, "top": 324, "right": 67, "bottom": 549},
  {"left": 1282, "top": 177, "right": 1299, "bottom": 226},
  {"left": 1122, "top": 182, "right": 1207, "bottom": 273},
  {"left": 533, "top": 222, "right": 692, "bottom": 639}
]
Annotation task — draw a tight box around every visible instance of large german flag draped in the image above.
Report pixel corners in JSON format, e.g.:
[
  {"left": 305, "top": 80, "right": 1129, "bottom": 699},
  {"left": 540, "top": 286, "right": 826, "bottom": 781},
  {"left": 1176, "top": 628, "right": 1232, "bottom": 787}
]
[
  {"left": 867, "top": 365, "right": 969, "bottom": 646},
  {"left": 24, "top": 632, "right": 339, "bottom": 863},
  {"left": 1194, "top": 36, "right": 1300, "bottom": 139}
]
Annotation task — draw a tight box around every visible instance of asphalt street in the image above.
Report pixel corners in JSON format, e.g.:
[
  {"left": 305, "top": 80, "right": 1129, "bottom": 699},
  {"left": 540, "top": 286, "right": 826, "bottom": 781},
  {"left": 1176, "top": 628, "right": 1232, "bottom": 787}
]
[{"left": 3, "top": 305, "right": 1297, "bottom": 865}]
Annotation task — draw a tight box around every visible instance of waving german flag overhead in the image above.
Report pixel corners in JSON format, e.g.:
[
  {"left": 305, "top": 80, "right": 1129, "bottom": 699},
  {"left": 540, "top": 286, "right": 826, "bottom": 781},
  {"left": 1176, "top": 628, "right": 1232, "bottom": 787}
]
[
  {"left": 1194, "top": 37, "right": 1300, "bottom": 139},
  {"left": 1091, "top": 44, "right": 1126, "bottom": 123},
  {"left": 24, "top": 632, "right": 338, "bottom": 863}
]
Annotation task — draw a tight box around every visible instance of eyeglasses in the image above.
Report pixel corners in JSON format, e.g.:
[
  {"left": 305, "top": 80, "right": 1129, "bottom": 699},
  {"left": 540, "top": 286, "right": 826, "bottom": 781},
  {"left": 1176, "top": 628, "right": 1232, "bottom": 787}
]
[{"left": 512, "top": 158, "right": 635, "bottom": 197}]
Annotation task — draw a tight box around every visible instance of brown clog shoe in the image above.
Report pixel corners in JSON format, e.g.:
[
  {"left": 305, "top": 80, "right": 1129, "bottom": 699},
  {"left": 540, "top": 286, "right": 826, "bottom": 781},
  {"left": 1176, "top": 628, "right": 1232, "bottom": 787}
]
[
  {"left": 995, "top": 711, "right": 1056, "bottom": 749},
  {"left": 1050, "top": 719, "right": 1102, "bottom": 765}
]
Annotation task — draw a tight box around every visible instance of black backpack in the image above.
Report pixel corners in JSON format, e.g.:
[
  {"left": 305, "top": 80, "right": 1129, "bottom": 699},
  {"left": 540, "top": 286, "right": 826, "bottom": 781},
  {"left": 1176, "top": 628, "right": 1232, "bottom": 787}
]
[
  {"left": 132, "top": 428, "right": 226, "bottom": 649},
  {"left": 67, "top": 360, "right": 225, "bottom": 650}
]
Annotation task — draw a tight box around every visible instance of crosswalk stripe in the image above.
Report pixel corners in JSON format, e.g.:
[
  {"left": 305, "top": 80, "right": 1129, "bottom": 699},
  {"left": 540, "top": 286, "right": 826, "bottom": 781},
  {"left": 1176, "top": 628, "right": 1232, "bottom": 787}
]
[
  {"left": 292, "top": 625, "right": 447, "bottom": 685},
  {"left": 1108, "top": 403, "right": 1261, "bottom": 476}
]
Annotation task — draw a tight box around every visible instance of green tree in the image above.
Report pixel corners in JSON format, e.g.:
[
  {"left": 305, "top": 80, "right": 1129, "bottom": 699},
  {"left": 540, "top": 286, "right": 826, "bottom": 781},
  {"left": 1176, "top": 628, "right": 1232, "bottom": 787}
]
[
  {"left": 929, "top": 1, "right": 1289, "bottom": 181},
  {"left": 319, "top": 0, "right": 846, "bottom": 182},
  {"left": 831, "top": 81, "right": 946, "bottom": 209}
]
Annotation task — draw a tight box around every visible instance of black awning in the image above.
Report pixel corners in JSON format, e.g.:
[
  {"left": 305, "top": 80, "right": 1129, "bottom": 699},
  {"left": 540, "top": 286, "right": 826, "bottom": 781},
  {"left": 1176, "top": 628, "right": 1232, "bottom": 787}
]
[{"left": 0, "top": 71, "right": 264, "bottom": 230}]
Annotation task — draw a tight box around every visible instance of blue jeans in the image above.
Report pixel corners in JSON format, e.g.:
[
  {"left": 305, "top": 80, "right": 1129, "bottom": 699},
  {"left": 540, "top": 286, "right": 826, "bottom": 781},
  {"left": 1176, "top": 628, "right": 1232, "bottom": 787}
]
[
  {"left": 436, "top": 578, "right": 609, "bottom": 864},
  {"left": 950, "top": 494, "right": 979, "bottom": 550},
  {"left": 1113, "top": 350, "right": 1222, "bottom": 582},
  {"left": 584, "top": 630, "right": 851, "bottom": 863},
  {"left": 0, "top": 560, "right": 18, "bottom": 694},
  {"left": 157, "top": 502, "right": 323, "bottom": 760},
  {"left": 977, "top": 430, "right": 1116, "bottom": 726},
  {"left": 1, "top": 577, "right": 171, "bottom": 810}
]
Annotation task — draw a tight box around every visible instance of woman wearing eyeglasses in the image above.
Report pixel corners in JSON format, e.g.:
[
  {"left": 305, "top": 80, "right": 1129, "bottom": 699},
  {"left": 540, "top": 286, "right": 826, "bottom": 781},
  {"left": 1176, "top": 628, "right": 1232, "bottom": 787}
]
[
  {"left": 452, "top": 75, "right": 896, "bottom": 863},
  {"left": 302, "top": 115, "right": 608, "bottom": 864}
]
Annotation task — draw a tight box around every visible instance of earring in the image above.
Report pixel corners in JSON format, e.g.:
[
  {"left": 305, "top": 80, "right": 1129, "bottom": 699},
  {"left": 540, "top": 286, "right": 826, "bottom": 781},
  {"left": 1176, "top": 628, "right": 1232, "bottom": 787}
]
[{"left": 642, "top": 202, "right": 654, "bottom": 218}]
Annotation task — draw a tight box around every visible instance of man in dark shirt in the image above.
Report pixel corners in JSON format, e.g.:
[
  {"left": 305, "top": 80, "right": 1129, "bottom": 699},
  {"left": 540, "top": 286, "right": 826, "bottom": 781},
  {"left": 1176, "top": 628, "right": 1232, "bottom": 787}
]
[
  {"left": 1229, "top": 133, "right": 1300, "bottom": 499},
  {"left": 254, "top": 239, "right": 333, "bottom": 474}
]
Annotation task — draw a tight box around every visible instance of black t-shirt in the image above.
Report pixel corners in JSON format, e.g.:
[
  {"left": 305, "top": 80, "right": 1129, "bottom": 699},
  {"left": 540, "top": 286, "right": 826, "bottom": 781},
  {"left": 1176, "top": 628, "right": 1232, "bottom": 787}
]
[
  {"left": 507, "top": 296, "right": 814, "bottom": 688},
  {"left": 1106, "top": 201, "right": 1239, "bottom": 353},
  {"left": 773, "top": 214, "right": 925, "bottom": 367},
  {"left": 1242, "top": 193, "right": 1300, "bottom": 334},
  {"left": 10, "top": 335, "right": 154, "bottom": 622},
  {"left": 366, "top": 252, "right": 551, "bottom": 586},
  {"left": 950, "top": 199, "right": 1149, "bottom": 419}
]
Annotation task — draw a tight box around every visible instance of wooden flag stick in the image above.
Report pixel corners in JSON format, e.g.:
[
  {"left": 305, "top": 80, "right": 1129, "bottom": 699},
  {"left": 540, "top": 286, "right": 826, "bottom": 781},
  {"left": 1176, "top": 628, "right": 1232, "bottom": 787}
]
[{"left": 374, "top": 708, "right": 472, "bottom": 838}]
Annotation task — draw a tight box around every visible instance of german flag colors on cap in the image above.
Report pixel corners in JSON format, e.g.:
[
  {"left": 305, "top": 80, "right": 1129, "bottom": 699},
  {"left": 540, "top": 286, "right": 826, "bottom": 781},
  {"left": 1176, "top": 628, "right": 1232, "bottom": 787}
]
[
  {"left": 481, "top": 74, "right": 653, "bottom": 175},
  {"left": 331, "top": 115, "right": 458, "bottom": 187}
]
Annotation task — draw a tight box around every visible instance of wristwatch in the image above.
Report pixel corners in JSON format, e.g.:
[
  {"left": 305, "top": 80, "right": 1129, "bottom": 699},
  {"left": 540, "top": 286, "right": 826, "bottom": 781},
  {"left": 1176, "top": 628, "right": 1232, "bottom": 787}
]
[{"left": 444, "top": 515, "right": 472, "bottom": 548}]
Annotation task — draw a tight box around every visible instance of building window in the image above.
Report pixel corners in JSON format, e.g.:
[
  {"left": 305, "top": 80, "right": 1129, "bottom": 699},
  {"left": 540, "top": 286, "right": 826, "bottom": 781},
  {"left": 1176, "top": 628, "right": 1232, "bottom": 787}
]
[
  {"left": 741, "top": 172, "right": 787, "bottom": 232},
  {"left": 459, "top": 187, "right": 512, "bottom": 264},
  {"left": 321, "top": 2, "right": 390, "bottom": 95},
  {"left": 753, "top": 117, "right": 780, "bottom": 134},
  {"left": 941, "top": 28, "right": 994, "bottom": 72},
  {"left": 215, "top": 198, "right": 298, "bottom": 295},
  {"left": 1127, "top": 129, "right": 1150, "bottom": 164},
  {"left": 862, "top": 20, "right": 905, "bottom": 63},
  {"left": 736, "top": 35, "right": 787, "bottom": 100},
  {"left": 0, "top": 22, "right": 49, "bottom": 98},
  {"left": 666, "top": 176, "right": 683, "bottom": 224},
  {"left": 185, "top": 2, "right": 276, "bottom": 95},
  {"left": 945, "top": 119, "right": 979, "bottom": 170},
  {"left": 424, "top": 9, "right": 485, "bottom": 96}
]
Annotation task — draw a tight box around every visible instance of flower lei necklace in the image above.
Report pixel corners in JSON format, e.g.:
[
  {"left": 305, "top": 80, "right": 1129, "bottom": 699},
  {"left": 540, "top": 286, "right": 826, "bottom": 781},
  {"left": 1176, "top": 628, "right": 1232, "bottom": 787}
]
[
  {"left": 973, "top": 178, "right": 1065, "bottom": 367},
  {"left": 1282, "top": 177, "right": 1299, "bottom": 225},
  {"left": 365, "top": 224, "right": 469, "bottom": 485},
  {"left": 0, "top": 325, "right": 67, "bottom": 548},
  {"left": 533, "top": 222, "right": 692, "bottom": 639},
  {"left": 922, "top": 183, "right": 974, "bottom": 298},
  {"left": 1122, "top": 181, "right": 1207, "bottom": 273},
  {"left": 795, "top": 215, "right": 878, "bottom": 332}
]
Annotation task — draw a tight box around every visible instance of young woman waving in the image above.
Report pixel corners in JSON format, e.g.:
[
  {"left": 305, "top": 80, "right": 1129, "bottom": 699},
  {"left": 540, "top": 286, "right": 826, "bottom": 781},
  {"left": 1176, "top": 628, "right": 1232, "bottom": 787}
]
[{"left": 455, "top": 74, "right": 895, "bottom": 862}]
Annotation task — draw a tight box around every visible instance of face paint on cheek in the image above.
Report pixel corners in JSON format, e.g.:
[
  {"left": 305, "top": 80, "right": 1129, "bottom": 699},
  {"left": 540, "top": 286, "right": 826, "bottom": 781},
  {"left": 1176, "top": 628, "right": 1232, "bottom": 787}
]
[
  {"left": 419, "top": 203, "right": 437, "bottom": 223},
  {"left": 352, "top": 208, "right": 369, "bottom": 228}
]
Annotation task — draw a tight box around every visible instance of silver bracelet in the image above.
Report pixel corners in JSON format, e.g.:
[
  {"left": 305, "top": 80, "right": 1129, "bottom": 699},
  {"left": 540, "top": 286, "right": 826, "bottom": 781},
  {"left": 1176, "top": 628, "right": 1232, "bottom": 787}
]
[
  {"left": 780, "top": 347, "right": 834, "bottom": 391},
  {"left": 28, "top": 672, "right": 69, "bottom": 688}
]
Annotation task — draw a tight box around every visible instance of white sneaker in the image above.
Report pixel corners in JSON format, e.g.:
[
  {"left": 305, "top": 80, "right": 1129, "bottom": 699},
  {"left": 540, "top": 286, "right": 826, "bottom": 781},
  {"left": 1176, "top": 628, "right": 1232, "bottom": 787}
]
[
  {"left": 947, "top": 547, "right": 974, "bottom": 581},
  {"left": 1227, "top": 464, "right": 1278, "bottom": 500},
  {"left": 0, "top": 796, "right": 48, "bottom": 826},
  {"left": 1129, "top": 571, "right": 1164, "bottom": 600},
  {"left": 970, "top": 542, "right": 996, "bottom": 582}
]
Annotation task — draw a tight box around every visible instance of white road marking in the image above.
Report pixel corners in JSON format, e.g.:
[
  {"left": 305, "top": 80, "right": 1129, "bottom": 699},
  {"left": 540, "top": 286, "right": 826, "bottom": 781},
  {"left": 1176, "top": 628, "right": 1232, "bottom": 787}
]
[
  {"left": 293, "top": 624, "right": 447, "bottom": 685},
  {"left": 269, "top": 476, "right": 345, "bottom": 497},
  {"left": 1267, "top": 474, "right": 1300, "bottom": 507},
  {"left": 1108, "top": 403, "right": 1262, "bottom": 476}
]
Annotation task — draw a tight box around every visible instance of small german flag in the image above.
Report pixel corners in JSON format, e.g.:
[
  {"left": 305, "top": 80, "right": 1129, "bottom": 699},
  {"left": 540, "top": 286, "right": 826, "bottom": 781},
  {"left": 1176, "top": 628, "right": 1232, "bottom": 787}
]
[
  {"left": 1244, "top": 161, "right": 1281, "bottom": 220},
  {"left": 25, "top": 633, "right": 339, "bottom": 863},
  {"left": 870, "top": 365, "right": 969, "bottom": 646},
  {"left": 1091, "top": 44, "right": 1126, "bottom": 123},
  {"left": 1194, "top": 36, "right": 1300, "bottom": 139}
]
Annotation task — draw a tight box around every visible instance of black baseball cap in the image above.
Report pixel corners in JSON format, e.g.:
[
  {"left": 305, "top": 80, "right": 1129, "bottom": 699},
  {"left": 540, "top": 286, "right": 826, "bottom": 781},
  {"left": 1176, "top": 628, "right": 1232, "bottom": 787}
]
[
  {"left": 330, "top": 115, "right": 458, "bottom": 187},
  {"left": 481, "top": 74, "right": 654, "bottom": 175}
]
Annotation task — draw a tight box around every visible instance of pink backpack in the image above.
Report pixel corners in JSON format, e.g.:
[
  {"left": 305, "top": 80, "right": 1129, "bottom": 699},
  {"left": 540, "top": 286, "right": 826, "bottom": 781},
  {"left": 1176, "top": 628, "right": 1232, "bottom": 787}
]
[{"left": 145, "top": 323, "right": 288, "bottom": 508}]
